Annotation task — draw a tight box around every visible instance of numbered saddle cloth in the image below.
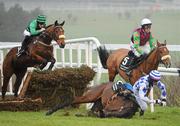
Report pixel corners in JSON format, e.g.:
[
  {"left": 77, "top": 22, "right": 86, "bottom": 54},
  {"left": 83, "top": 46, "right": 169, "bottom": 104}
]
[{"left": 119, "top": 51, "right": 146, "bottom": 72}]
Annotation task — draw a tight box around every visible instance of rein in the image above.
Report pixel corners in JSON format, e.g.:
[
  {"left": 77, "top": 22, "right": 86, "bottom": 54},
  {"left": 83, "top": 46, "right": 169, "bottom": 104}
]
[{"left": 35, "top": 41, "right": 53, "bottom": 47}]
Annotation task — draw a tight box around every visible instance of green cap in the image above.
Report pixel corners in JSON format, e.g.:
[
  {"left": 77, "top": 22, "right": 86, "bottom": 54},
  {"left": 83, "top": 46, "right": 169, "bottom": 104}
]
[{"left": 37, "top": 15, "right": 46, "bottom": 23}]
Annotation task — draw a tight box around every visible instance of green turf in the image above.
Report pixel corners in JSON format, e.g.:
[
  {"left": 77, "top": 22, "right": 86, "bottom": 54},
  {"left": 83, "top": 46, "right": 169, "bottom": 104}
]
[{"left": 0, "top": 106, "right": 179, "bottom": 126}]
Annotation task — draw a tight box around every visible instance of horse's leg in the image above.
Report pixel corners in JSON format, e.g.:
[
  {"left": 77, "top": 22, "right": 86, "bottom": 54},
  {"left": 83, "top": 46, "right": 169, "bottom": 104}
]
[
  {"left": 48, "top": 57, "right": 56, "bottom": 70},
  {"left": 39, "top": 60, "right": 48, "bottom": 70},
  {"left": 73, "top": 84, "right": 107, "bottom": 104},
  {"left": 31, "top": 54, "right": 48, "bottom": 70},
  {"left": 2, "top": 65, "right": 14, "bottom": 100},
  {"left": 46, "top": 99, "right": 71, "bottom": 116},
  {"left": 2, "top": 76, "right": 12, "bottom": 100},
  {"left": 108, "top": 69, "right": 117, "bottom": 82},
  {"left": 46, "top": 84, "right": 107, "bottom": 116},
  {"left": 13, "top": 69, "right": 27, "bottom": 97}
]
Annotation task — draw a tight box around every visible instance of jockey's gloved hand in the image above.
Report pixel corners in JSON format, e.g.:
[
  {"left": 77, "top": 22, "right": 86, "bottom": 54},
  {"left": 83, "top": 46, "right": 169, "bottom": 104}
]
[
  {"left": 136, "top": 47, "right": 143, "bottom": 55},
  {"left": 160, "top": 101, "right": 167, "bottom": 106},
  {"left": 155, "top": 99, "right": 161, "bottom": 104},
  {"left": 149, "top": 99, "right": 156, "bottom": 104},
  {"left": 160, "top": 98, "right": 167, "bottom": 106},
  {"left": 39, "top": 28, "right": 45, "bottom": 32}
]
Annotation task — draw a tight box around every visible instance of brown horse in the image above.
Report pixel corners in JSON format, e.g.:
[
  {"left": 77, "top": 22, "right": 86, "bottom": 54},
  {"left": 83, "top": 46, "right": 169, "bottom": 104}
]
[
  {"left": 97, "top": 41, "right": 171, "bottom": 84},
  {"left": 46, "top": 82, "right": 139, "bottom": 118},
  {"left": 1, "top": 20, "right": 66, "bottom": 99}
]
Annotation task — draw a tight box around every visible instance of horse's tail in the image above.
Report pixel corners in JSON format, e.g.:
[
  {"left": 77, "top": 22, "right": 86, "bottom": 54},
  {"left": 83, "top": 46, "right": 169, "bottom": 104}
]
[{"left": 97, "top": 45, "right": 111, "bottom": 69}]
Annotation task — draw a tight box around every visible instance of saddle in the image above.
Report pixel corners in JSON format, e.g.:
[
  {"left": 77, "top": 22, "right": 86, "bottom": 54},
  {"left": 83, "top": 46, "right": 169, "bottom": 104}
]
[
  {"left": 119, "top": 51, "right": 147, "bottom": 73},
  {"left": 17, "top": 36, "right": 37, "bottom": 57}
]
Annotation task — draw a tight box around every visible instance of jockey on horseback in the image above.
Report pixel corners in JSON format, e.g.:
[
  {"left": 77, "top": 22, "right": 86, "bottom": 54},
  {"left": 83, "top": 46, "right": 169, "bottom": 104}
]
[
  {"left": 127, "top": 18, "right": 156, "bottom": 67},
  {"left": 17, "top": 15, "right": 47, "bottom": 57},
  {"left": 133, "top": 70, "right": 167, "bottom": 116}
]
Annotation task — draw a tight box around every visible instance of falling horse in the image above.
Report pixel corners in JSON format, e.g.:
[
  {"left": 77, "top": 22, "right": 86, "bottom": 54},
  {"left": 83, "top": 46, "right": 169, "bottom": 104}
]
[
  {"left": 46, "top": 81, "right": 139, "bottom": 118},
  {"left": 97, "top": 41, "right": 171, "bottom": 84},
  {"left": 1, "top": 20, "right": 66, "bottom": 99}
]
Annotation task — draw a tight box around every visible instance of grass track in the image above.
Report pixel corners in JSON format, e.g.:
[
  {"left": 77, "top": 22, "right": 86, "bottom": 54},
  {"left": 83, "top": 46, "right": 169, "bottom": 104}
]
[{"left": 0, "top": 106, "right": 179, "bottom": 126}]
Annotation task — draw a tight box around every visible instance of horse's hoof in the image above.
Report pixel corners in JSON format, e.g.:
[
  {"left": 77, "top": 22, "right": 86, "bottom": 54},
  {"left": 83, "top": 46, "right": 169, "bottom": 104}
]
[
  {"left": 45, "top": 110, "right": 53, "bottom": 116},
  {"left": 75, "top": 113, "right": 86, "bottom": 117},
  {"left": 1, "top": 97, "right": 5, "bottom": 101},
  {"left": 14, "top": 93, "right": 18, "bottom": 98}
]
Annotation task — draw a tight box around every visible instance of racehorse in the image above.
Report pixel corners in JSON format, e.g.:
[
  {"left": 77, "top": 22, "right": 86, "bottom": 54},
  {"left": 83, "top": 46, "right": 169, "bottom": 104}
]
[
  {"left": 1, "top": 20, "right": 66, "bottom": 99},
  {"left": 97, "top": 41, "right": 171, "bottom": 84},
  {"left": 46, "top": 81, "right": 139, "bottom": 118}
]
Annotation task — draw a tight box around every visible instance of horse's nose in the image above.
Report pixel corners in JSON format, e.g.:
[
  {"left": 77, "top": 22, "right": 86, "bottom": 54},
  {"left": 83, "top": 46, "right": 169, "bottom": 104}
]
[
  {"left": 168, "top": 62, "right": 171, "bottom": 68},
  {"left": 59, "top": 44, "right": 65, "bottom": 48}
]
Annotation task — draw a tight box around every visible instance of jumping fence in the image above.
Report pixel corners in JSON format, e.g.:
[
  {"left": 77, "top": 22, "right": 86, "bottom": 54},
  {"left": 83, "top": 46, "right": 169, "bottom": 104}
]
[{"left": 0, "top": 37, "right": 180, "bottom": 112}]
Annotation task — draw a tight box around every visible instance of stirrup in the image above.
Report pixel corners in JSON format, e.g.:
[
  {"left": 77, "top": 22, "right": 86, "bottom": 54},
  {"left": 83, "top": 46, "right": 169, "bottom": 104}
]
[
  {"left": 16, "top": 52, "right": 22, "bottom": 57},
  {"left": 16, "top": 50, "right": 25, "bottom": 57},
  {"left": 125, "top": 70, "right": 131, "bottom": 76}
]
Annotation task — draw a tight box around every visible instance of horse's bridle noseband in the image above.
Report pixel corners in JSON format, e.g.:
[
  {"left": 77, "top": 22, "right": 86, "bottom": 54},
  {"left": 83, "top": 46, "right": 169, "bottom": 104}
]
[{"left": 157, "top": 46, "right": 171, "bottom": 63}]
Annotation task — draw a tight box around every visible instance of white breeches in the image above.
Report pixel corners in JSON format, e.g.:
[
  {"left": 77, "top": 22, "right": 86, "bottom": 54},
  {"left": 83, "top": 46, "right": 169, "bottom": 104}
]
[
  {"left": 23, "top": 29, "right": 31, "bottom": 36},
  {"left": 135, "top": 96, "right": 148, "bottom": 111}
]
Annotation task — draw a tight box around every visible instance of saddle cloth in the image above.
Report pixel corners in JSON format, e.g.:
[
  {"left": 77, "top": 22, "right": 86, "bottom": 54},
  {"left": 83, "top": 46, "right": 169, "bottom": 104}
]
[{"left": 119, "top": 51, "right": 146, "bottom": 72}]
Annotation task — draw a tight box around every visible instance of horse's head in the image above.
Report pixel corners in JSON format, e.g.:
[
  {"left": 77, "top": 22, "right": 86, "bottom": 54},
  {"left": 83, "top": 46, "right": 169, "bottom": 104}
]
[
  {"left": 157, "top": 40, "right": 171, "bottom": 68},
  {"left": 46, "top": 20, "right": 66, "bottom": 48}
]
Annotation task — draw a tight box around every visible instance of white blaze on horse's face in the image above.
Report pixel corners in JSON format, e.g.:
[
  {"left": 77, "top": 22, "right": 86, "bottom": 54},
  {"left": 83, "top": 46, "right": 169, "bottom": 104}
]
[
  {"left": 54, "top": 25, "right": 66, "bottom": 48},
  {"left": 161, "top": 55, "right": 171, "bottom": 61},
  {"left": 59, "top": 35, "right": 66, "bottom": 39},
  {"left": 158, "top": 45, "right": 171, "bottom": 68}
]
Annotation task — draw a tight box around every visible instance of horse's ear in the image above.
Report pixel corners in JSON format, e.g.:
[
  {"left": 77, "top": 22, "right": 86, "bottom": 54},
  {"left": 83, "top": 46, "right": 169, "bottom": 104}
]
[
  {"left": 156, "top": 40, "right": 160, "bottom": 46},
  {"left": 54, "top": 20, "right": 58, "bottom": 26},
  {"left": 60, "top": 20, "right": 65, "bottom": 26},
  {"left": 164, "top": 40, "right": 167, "bottom": 45}
]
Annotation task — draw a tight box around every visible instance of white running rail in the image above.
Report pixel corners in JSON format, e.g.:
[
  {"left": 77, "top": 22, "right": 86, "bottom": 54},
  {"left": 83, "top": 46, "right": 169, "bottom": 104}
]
[{"left": 0, "top": 37, "right": 180, "bottom": 112}]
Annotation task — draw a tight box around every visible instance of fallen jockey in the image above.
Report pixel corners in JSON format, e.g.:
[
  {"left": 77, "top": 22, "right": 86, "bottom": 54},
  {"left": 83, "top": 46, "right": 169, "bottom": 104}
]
[{"left": 111, "top": 80, "right": 136, "bottom": 102}]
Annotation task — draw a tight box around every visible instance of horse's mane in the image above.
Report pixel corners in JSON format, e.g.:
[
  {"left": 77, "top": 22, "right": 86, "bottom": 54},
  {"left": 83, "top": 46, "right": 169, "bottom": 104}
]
[
  {"left": 46, "top": 24, "right": 53, "bottom": 29},
  {"left": 145, "top": 43, "right": 166, "bottom": 60}
]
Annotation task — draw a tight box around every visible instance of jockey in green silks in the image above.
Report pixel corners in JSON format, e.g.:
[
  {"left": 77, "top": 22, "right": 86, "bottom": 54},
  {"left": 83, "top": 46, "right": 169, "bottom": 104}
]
[
  {"left": 127, "top": 18, "right": 156, "bottom": 67},
  {"left": 17, "top": 15, "right": 47, "bottom": 57}
]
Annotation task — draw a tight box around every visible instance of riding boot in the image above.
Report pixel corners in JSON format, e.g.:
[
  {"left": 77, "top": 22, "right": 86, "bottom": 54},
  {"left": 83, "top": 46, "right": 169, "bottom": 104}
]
[
  {"left": 126, "top": 56, "right": 135, "bottom": 69},
  {"left": 124, "top": 55, "right": 136, "bottom": 76},
  {"left": 139, "top": 109, "right": 144, "bottom": 116},
  {"left": 17, "top": 36, "right": 31, "bottom": 57}
]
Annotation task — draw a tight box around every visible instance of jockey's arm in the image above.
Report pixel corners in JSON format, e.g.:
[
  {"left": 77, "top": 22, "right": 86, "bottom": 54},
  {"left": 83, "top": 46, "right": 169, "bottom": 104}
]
[
  {"left": 133, "top": 32, "right": 143, "bottom": 55},
  {"left": 149, "top": 33, "right": 156, "bottom": 50},
  {"left": 157, "top": 81, "right": 167, "bottom": 100},
  {"left": 29, "top": 20, "right": 42, "bottom": 36}
]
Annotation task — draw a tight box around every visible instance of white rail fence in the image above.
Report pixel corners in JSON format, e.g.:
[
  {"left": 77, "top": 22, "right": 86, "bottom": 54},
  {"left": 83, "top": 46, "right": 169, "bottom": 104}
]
[
  {"left": 0, "top": 37, "right": 180, "bottom": 111},
  {"left": 0, "top": 37, "right": 102, "bottom": 95},
  {"left": 0, "top": 37, "right": 180, "bottom": 93}
]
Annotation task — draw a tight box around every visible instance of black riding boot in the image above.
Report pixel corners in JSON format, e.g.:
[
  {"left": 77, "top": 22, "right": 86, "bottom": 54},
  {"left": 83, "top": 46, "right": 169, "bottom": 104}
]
[
  {"left": 17, "top": 36, "right": 31, "bottom": 57},
  {"left": 126, "top": 56, "right": 135, "bottom": 68},
  {"left": 124, "top": 55, "right": 137, "bottom": 76},
  {"left": 139, "top": 109, "right": 144, "bottom": 116}
]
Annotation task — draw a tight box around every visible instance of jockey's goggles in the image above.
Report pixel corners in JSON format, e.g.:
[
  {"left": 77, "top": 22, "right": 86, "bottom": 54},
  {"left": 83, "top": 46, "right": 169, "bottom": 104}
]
[{"left": 144, "top": 25, "right": 151, "bottom": 29}]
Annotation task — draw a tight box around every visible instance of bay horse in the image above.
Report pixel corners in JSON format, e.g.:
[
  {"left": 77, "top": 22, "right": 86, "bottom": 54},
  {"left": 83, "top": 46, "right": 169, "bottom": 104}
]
[
  {"left": 1, "top": 20, "right": 66, "bottom": 99},
  {"left": 97, "top": 41, "right": 171, "bottom": 84},
  {"left": 46, "top": 82, "right": 139, "bottom": 118}
]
